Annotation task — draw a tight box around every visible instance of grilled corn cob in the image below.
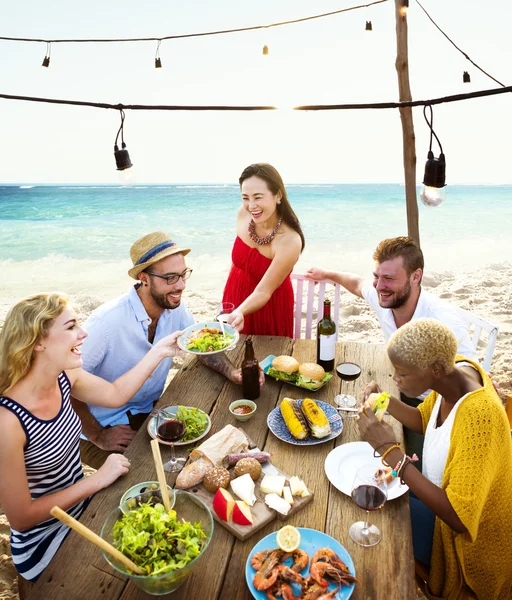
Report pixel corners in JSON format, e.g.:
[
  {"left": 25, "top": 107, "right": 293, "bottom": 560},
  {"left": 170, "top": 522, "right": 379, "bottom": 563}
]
[
  {"left": 280, "top": 398, "right": 309, "bottom": 440},
  {"left": 301, "top": 398, "right": 331, "bottom": 439}
]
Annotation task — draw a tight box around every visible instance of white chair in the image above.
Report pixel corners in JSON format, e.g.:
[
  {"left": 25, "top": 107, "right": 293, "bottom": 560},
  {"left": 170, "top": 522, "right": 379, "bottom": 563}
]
[
  {"left": 291, "top": 274, "right": 342, "bottom": 340},
  {"left": 454, "top": 307, "right": 499, "bottom": 372}
]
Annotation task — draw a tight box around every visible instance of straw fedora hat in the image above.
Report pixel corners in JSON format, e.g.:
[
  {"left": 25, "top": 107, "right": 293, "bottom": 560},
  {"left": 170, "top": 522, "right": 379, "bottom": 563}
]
[{"left": 128, "top": 232, "right": 191, "bottom": 279}]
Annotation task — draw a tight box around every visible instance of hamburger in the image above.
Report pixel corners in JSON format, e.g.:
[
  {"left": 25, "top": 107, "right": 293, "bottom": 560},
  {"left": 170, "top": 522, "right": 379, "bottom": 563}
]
[
  {"left": 363, "top": 391, "right": 391, "bottom": 421},
  {"left": 296, "top": 363, "right": 326, "bottom": 390},
  {"left": 268, "top": 355, "right": 300, "bottom": 382}
]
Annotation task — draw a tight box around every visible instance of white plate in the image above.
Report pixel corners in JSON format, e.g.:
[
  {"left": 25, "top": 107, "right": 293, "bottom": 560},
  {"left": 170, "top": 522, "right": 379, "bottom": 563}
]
[
  {"left": 324, "top": 441, "right": 409, "bottom": 500},
  {"left": 177, "top": 321, "right": 239, "bottom": 355},
  {"left": 147, "top": 405, "right": 211, "bottom": 446}
]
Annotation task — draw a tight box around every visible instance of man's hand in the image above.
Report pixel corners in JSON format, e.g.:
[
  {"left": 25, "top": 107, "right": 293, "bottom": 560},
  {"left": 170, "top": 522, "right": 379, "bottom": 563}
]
[
  {"left": 356, "top": 404, "right": 396, "bottom": 451},
  {"left": 231, "top": 364, "right": 265, "bottom": 387},
  {"left": 154, "top": 329, "right": 183, "bottom": 358},
  {"left": 304, "top": 267, "right": 330, "bottom": 281},
  {"left": 91, "top": 424, "right": 136, "bottom": 452},
  {"left": 226, "top": 310, "right": 244, "bottom": 333}
]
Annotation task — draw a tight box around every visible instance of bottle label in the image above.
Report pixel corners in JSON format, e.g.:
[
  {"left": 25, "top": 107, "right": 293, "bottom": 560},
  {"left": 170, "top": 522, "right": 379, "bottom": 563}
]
[{"left": 319, "top": 333, "right": 336, "bottom": 361}]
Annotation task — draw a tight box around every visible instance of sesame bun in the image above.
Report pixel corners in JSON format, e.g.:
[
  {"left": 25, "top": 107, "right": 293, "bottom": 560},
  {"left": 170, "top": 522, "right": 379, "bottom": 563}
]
[
  {"left": 298, "top": 363, "right": 325, "bottom": 382},
  {"left": 271, "top": 355, "right": 300, "bottom": 374},
  {"left": 365, "top": 392, "right": 390, "bottom": 421}
]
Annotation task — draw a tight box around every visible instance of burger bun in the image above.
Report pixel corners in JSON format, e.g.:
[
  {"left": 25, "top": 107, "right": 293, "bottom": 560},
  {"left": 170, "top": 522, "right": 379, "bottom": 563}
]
[
  {"left": 271, "top": 355, "right": 299, "bottom": 374},
  {"left": 364, "top": 392, "right": 390, "bottom": 421},
  {"left": 298, "top": 362, "right": 325, "bottom": 382}
]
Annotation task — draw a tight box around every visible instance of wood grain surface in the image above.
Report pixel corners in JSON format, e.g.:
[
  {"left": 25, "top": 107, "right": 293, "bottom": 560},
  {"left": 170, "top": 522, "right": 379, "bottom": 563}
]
[{"left": 27, "top": 337, "right": 415, "bottom": 600}]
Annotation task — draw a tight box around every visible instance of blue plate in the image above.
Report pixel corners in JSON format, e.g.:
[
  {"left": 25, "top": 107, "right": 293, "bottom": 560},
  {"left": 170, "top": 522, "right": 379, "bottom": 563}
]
[
  {"left": 260, "top": 355, "right": 332, "bottom": 391},
  {"left": 245, "top": 527, "right": 356, "bottom": 599},
  {"left": 267, "top": 399, "right": 343, "bottom": 446},
  {"left": 177, "top": 321, "right": 239, "bottom": 355}
]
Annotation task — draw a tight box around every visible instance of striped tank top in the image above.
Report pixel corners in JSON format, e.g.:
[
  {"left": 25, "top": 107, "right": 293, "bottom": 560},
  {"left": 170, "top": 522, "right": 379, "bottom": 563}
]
[{"left": 0, "top": 372, "right": 88, "bottom": 582}]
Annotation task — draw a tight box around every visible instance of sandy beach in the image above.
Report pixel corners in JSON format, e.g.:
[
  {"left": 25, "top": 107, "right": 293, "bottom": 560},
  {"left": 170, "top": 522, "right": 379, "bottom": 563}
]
[{"left": 0, "top": 262, "right": 510, "bottom": 598}]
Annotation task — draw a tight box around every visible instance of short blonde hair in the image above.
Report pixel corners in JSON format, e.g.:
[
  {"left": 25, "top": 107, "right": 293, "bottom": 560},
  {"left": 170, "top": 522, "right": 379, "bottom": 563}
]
[
  {"left": 387, "top": 318, "right": 458, "bottom": 372},
  {"left": 0, "top": 292, "right": 68, "bottom": 394}
]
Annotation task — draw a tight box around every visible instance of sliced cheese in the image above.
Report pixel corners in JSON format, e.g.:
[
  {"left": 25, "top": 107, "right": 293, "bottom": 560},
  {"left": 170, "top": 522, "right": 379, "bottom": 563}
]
[
  {"left": 289, "top": 476, "right": 306, "bottom": 497},
  {"left": 282, "top": 485, "right": 294, "bottom": 505},
  {"left": 265, "top": 493, "right": 291, "bottom": 516},
  {"left": 260, "top": 474, "right": 286, "bottom": 496},
  {"left": 230, "top": 473, "right": 256, "bottom": 506},
  {"left": 300, "top": 486, "right": 311, "bottom": 498}
]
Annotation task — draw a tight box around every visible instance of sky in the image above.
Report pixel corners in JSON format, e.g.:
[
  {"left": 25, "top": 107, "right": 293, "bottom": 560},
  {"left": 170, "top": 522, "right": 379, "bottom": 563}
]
[{"left": 0, "top": 0, "right": 511, "bottom": 184}]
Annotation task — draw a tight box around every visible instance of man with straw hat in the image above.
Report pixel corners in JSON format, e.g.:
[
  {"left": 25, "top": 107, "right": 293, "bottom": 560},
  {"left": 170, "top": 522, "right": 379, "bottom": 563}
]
[{"left": 73, "top": 231, "right": 255, "bottom": 469}]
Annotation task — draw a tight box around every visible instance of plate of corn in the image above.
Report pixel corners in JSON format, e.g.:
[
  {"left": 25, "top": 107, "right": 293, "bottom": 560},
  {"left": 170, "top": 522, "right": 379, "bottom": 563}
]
[{"left": 268, "top": 398, "right": 343, "bottom": 445}]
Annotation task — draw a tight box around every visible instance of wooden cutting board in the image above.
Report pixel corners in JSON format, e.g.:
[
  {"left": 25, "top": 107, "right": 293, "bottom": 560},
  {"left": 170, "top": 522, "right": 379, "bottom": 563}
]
[{"left": 187, "top": 446, "right": 314, "bottom": 541}]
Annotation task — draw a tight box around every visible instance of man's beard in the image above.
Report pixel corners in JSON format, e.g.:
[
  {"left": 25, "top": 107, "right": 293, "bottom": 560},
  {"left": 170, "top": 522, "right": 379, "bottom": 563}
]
[
  {"left": 149, "top": 281, "right": 181, "bottom": 310},
  {"left": 379, "top": 281, "right": 411, "bottom": 309}
]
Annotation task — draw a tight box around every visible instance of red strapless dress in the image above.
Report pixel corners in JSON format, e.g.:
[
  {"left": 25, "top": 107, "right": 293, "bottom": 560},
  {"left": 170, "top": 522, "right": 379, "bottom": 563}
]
[{"left": 222, "top": 236, "right": 294, "bottom": 337}]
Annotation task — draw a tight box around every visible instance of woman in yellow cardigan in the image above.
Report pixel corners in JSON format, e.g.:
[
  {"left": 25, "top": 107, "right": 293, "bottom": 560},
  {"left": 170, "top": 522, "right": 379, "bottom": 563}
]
[{"left": 358, "top": 318, "right": 512, "bottom": 600}]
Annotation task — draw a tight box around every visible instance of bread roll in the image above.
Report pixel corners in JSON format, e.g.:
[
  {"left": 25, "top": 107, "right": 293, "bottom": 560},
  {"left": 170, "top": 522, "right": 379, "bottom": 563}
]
[
  {"left": 233, "top": 457, "right": 262, "bottom": 481},
  {"left": 203, "top": 466, "right": 231, "bottom": 493}
]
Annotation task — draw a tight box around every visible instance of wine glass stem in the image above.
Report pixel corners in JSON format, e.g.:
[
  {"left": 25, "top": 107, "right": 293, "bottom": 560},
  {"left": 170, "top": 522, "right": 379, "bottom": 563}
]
[
  {"left": 170, "top": 442, "right": 177, "bottom": 466},
  {"left": 362, "top": 510, "right": 370, "bottom": 535}
]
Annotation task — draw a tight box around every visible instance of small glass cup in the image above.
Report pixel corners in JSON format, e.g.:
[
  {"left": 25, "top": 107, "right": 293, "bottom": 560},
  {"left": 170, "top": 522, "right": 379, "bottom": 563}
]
[{"left": 155, "top": 409, "right": 186, "bottom": 473}]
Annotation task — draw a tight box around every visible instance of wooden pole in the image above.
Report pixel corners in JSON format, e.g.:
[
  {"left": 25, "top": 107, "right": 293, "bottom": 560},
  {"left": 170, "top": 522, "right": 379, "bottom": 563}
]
[{"left": 395, "top": 0, "right": 420, "bottom": 245}]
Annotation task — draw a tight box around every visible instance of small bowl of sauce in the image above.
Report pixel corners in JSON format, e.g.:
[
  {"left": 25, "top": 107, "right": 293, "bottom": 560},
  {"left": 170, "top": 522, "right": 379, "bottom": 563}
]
[{"left": 229, "top": 399, "right": 257, "bottom": 422}]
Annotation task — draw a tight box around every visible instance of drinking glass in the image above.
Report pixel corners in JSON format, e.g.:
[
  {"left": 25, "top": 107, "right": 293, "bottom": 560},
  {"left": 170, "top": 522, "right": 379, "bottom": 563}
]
[
  {"left": 155, "top": 409, "right": 186, "bottom": 473},
  {"left": 349, "top": 463, "right": 388, "bottom": 547},
  {"left": 334, "top": 362, "right": 361, "bottom": 409},
  {"left": 216, "top": 302, "right": 235, "bottom": 323}
]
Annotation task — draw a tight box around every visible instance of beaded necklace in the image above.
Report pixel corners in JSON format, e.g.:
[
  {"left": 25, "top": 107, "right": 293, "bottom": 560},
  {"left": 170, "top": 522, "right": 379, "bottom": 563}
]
[{"left": 248, "top": 217, "right": 283, "bottom": 245}]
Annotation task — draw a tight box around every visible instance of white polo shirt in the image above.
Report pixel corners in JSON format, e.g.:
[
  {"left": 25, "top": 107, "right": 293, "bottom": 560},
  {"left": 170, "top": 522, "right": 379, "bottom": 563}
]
[{"left": 361, "top": 282, "right": 477, "bottom": 361}]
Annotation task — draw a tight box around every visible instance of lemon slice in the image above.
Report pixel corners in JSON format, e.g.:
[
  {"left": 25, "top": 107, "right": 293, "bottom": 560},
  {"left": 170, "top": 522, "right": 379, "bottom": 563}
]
[{"left": 276, "top": 525, "right": 301, "bottom": 552}]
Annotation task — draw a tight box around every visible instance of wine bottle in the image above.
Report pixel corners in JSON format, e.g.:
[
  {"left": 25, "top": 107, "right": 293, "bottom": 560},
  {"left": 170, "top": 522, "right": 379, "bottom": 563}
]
[
  {"left": 242, "top": 339, "right": 260, "bottom": 400},
  {"left": 317, "top": 299, "right": 336, "bottom": 371}
]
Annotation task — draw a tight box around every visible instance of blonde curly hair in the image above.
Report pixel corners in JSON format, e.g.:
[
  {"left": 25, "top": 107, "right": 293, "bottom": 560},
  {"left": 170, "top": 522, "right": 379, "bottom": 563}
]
[
  {"left": 387, "top": 318, "right": 458, "bottom": 372},
  {"left": 0, "top": 292, "right": 68, "bottom": 395}
]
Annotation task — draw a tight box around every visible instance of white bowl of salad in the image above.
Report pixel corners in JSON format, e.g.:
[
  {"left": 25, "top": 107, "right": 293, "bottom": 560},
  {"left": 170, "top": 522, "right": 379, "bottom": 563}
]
[
  {"left": 100, "top": 490, "right": 214, "bottom": 595},
  {"left": 177, "top": 321, "right": 239, "bottom": 355}
]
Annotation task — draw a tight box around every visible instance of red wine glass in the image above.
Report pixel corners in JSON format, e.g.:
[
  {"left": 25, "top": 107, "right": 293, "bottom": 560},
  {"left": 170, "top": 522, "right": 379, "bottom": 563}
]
[
  {"left": 155, "top": 409, "right": 187, "bottom": 473},
  {"left": 334, "top": 362, "right": 361, "bottom": 410},
  {"left": 349, "top": 463, "right": 388, "bottom": 546}
]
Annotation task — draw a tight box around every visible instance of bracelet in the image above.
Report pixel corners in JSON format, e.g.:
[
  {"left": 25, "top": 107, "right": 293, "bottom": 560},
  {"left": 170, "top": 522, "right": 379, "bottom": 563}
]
[
  {"left": 380, "top": 444, "right": 401, "bottom": 466},
  {"left": 395, "top": 453, "right": 419, "bottom": 483},
  {"left": 373, "top": 441, "right": 399, "bottom": 458}
]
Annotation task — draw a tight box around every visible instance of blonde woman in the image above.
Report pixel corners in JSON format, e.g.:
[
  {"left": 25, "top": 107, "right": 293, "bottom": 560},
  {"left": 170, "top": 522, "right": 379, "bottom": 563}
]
[
  {"left": 358, "top": 318, "right": 512, "bottom": 600},
  {"left": 0, "top": 292, "right": 181, "bottom": 583}
]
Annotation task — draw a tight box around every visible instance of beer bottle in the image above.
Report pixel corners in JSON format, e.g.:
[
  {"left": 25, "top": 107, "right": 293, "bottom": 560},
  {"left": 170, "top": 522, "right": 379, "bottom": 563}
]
[
  {"left": 317, "top": 299, "right": 336, "bottom": 371},
  {"left": 242, "top": 339, "right": 260, "bottom": 400}
]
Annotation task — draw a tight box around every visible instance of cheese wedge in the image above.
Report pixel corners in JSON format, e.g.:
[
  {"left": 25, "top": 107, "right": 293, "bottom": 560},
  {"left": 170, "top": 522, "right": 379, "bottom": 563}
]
[
  {"left": 230, "top": 473, "right": 256, "bottom": 506},
  {"left": 283, "top": 485, "right": 294, "bottom": 505},
  {"left": 265, "top": 493, "right": 291, "bottom": 516},
  {"left": 260, "top": 474, "right": 286, "bottom": 496}
]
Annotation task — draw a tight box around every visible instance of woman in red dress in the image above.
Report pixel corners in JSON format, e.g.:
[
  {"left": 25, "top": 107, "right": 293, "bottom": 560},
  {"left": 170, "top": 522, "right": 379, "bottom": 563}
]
[{"left": 223, "top": 163, "right": 305, "bottom": 337}]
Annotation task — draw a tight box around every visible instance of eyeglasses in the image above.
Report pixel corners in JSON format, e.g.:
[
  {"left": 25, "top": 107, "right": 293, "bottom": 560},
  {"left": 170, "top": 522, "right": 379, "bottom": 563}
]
[{"left": 146, "top": 269, "right": 193, "bottom": 285}]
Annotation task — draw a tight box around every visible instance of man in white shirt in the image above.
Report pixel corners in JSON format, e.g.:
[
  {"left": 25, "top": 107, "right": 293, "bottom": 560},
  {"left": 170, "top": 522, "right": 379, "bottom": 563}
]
[
  {"left": 73, "top": 231, "right": 260, "bottom": 469},
  {"left": 305, "top": 236, "right": 477, "bottom": 470}
]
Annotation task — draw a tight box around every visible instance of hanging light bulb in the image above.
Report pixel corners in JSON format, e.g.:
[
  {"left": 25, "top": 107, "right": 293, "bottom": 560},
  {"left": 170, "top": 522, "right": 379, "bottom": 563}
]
[
  {"left": 262, "top": 44, "right": 269, "bottom": 56},
  {"left": 399, "top": 0, "right": 409, "bottom": 17},
  {"left": 155, "top": 40, "right": 162, "bottom": 68},
  {"left": 463, "top": 71, "right": 471, "bottom": 83},
  {"left": 365, "top": 21, "right": 373, "bottom": 31},
  {"left": 113, "top": 110, "right": 133, "bottom": 171},
  {"left": 420, "top": 105, "right": 446, "bottom": 208},
  {"left": 42, "top": 42, "right": 51, "bottom": 67}
]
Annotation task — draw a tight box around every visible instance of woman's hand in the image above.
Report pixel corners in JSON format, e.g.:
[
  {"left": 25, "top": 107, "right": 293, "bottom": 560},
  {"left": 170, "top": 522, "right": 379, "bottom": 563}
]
[
  {"left": 94, "top": 454, "right": 131, "bottom": 489},
  {"left": 153, "top": 329, "right": 183, "bottom": 358},
  {"left": 226, "top": 310, "right": 244, "bottom": 332},
  {"left": 361, "top": 380, "right": 382, "bottom": 402},
  {"left": 357, "top": 404, "right": 396, "bottom": 452}
]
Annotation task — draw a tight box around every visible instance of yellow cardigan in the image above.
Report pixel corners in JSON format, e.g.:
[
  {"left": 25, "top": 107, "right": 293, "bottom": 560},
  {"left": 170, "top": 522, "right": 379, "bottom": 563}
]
[{"left": 418, "top": 357, "right": 512, "bottom": 600}]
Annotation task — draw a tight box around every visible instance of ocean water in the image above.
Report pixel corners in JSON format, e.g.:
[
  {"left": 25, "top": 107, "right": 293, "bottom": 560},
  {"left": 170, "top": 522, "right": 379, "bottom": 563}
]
[{"left": 2, "top": 183, "right": 511, "bottom": 303}]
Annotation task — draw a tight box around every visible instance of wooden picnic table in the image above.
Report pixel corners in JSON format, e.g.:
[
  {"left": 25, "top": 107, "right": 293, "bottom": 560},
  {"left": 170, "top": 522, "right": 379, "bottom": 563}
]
[{"left": 28, "top": 336, "right": 415, "bottom": 600}]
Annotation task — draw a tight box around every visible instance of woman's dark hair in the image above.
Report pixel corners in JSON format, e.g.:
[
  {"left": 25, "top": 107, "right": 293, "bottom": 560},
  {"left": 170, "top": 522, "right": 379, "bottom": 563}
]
[{"left": 239, "top": 163, "right": 305, "bottom": 252}]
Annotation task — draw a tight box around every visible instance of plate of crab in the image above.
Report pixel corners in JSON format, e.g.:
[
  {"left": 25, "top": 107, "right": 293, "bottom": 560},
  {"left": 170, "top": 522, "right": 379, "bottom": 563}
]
[{"left": 245, "top": 527, "right": 357, "bottom": 599}]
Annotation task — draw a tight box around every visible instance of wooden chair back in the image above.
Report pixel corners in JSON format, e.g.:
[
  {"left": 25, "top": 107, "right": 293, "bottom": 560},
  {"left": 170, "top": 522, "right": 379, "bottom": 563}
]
[
  {"left": 454, "top": 307, "right": 499, "bottom": 372},
  {"left": 291, "top": 274, "right": 341, "bottom": 340}
]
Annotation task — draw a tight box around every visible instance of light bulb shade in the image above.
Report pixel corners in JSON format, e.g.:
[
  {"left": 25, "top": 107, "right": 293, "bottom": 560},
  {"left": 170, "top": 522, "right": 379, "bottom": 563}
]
[
  {"left": 463, "top": 71, "right": 471, "bottom": 83},
  {"left": 420, "top": 185, "right": 446, "bottom": 208},
  {"left": 155, "top": 57, "right": 162, "bottom": 68},
  {"left": 262, "top": 45, "right": 269, "bottom": 55},
  {"left": 42, "top": 56, "right": 50, "bottom": 67},
  {"left": 365, "top": 21, "right": 373, "bottom": 31},
  {"left": 114, "top": 143, "right": 133, "bottom": 171},
  {"left": 423, "top": 151, "right": 446, "bottom": 189}
]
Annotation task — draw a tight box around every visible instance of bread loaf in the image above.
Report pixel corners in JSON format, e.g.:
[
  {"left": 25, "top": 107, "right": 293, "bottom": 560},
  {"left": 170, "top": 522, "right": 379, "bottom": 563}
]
[{"left": 175, "top": 456, "right": 213, "bottom": 489}]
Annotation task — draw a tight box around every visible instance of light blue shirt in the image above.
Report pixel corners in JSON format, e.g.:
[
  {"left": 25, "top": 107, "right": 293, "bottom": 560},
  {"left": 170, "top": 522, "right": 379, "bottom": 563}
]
[{"left": 81, "top": 285, "right": 195, "bottom": 428}]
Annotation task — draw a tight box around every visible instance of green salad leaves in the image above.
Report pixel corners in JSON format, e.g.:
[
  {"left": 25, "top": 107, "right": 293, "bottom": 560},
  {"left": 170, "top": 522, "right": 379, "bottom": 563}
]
[
  {"left": 176, "top": 406, "right": 208, "bottom": 442},
  {"left": 186, "top": 327, "right": 235, "bottom": 353},
  {"left": 112, "top": 502, "right": 207, "bottom": 576}
]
